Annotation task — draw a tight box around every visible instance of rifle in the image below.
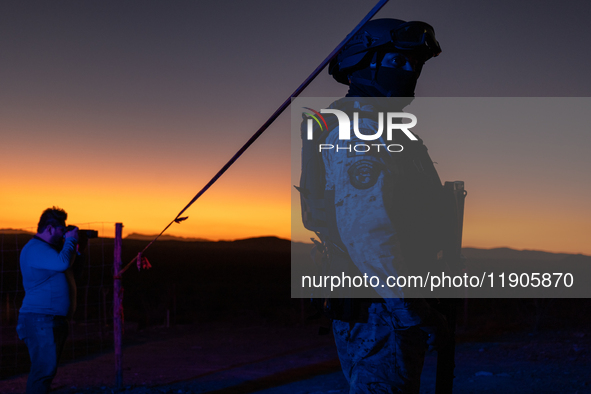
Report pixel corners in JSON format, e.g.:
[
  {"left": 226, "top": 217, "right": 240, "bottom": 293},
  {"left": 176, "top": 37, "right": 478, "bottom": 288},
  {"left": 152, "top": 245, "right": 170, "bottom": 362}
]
[{"left": 435, "top": 181, "right": 467, "bottom": 394}]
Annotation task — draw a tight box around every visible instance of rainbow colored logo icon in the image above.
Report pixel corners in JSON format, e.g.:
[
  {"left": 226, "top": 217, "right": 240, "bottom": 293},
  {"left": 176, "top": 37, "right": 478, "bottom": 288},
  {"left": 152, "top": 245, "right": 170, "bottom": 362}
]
[{"left": 302, "top": 107, "right": 328, "bottom": 131}]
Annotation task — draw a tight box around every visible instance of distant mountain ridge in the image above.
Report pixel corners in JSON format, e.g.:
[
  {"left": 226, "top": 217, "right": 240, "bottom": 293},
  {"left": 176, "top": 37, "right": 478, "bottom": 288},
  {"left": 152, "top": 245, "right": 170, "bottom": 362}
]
[
  {"left": 124, "top": 234, "right": 291, "bottom": 252},
  {"left": 125, "top": 232, "right": 210, "bottom": 242},
  {"left": 1, "top": 229, "right": 588, "bottom": 259},
  {"left": 0, "top": 228, "right": 34, "bottom": 235},
  {"left": 292, "top": 243, "right": 590, "bottom": 260},
  {"left": 460, "top": 247, "right": 576, "bottom": 261}
]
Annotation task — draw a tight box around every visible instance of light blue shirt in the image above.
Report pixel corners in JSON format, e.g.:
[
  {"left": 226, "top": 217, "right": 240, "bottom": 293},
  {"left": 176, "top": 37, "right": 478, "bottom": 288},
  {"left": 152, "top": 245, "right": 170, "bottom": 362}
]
[{"left": 19, "top": 236, "right": 77, "bottom": 316}]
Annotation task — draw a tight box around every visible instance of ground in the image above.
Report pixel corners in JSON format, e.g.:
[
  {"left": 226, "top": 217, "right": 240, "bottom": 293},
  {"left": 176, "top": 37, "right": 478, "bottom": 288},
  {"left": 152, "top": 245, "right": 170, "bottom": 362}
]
[{"left": 1, "top": 314, "right": 589, "bottom": 394}]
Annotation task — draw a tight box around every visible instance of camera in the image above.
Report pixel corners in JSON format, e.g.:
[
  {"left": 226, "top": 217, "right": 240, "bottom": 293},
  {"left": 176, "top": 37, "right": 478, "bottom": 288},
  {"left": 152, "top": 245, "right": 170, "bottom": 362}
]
[{"left": 66, "top": 225, "right": 98, "bottom": 239}]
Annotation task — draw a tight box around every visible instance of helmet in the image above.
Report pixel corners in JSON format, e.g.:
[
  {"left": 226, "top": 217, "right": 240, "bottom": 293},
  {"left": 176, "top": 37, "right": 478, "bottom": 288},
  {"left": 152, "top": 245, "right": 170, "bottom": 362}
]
[{"left": 329, "top": 18, "right": 441, "bottom": 85}]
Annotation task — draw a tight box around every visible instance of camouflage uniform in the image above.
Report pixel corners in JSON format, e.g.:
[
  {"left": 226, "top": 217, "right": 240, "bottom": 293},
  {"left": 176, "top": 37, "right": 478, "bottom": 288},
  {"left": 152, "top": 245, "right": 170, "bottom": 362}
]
[{"left": 323, "top": 98, "right": 431, "bottom": 394}]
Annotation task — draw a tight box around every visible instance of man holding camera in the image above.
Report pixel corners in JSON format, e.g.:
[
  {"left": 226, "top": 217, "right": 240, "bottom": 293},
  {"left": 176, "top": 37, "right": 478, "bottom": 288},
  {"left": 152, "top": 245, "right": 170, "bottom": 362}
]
[{"left": 17, "top": 207, "right": 78, "bottom": 394}]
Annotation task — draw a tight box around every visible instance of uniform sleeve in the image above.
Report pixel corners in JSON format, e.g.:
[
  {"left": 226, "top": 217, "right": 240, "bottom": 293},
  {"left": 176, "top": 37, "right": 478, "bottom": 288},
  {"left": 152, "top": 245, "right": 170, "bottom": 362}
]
[
  {"left": 324, "top": 119, "right": 429, "bottom": 326},
  {"left": 27, "top": 238, "right": 78, "bottom": 272}
]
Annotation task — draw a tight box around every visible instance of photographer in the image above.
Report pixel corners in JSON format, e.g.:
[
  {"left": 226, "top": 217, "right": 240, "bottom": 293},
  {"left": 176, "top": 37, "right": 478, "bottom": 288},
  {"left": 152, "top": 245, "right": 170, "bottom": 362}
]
[{"left": 16, "top": 207, "right": 78, "bottom": 394}]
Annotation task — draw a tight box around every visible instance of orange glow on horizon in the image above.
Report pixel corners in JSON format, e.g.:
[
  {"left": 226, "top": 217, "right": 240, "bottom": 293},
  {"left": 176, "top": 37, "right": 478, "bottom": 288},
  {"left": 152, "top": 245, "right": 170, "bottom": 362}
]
[
  {"left": 4, "top": 188, "right": 591, "bottom": 255},
  {"left": 3, "top": 158, "right": 590, "bottom": 255}
]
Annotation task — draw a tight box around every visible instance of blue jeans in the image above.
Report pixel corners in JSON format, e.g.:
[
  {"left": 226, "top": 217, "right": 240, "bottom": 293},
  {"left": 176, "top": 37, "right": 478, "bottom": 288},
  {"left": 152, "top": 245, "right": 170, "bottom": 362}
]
[{"left": 16, "top": 313, "right": 69, "bottom": 394}]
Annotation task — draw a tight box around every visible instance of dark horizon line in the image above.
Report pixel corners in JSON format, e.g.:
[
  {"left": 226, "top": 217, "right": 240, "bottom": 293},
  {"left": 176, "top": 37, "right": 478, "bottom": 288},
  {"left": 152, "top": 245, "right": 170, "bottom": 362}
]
[{"left": 1, "top": 229, "right": 588, "bottom": 257}]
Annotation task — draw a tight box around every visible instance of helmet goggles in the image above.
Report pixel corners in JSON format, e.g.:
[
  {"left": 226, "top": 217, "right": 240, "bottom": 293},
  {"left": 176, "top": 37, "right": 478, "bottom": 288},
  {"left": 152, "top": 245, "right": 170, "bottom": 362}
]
[
  {"left": 389, "top": 21, "right": 441, "bottom": 60},
  {"left": 329, "top": 18, "right": 441, "bottom": 85}
]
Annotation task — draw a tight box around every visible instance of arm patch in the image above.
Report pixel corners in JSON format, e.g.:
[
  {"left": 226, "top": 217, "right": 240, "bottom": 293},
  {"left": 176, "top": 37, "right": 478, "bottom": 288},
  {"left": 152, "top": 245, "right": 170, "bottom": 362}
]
[{"left": 347, "top": 160, "right": 383, "bottom": 190}]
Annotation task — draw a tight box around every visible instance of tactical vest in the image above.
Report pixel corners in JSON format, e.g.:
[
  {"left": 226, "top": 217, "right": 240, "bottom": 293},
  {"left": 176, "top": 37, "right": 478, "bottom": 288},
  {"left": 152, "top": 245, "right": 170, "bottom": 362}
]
[{"left": 296, "top": 100, "right": 448, "bottom": 321}]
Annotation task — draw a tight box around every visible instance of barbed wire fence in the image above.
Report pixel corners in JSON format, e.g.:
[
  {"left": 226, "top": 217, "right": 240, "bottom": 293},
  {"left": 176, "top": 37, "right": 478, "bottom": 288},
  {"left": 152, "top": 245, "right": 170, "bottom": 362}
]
[{"left": 0, "top": 223, "right": 116, "bottom": 379}]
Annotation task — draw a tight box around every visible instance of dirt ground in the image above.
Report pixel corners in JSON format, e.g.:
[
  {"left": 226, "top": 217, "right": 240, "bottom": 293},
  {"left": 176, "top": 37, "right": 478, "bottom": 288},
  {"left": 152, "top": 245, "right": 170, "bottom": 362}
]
[{"left": 1, "top": 315, "right": 589, "bottom": 394}]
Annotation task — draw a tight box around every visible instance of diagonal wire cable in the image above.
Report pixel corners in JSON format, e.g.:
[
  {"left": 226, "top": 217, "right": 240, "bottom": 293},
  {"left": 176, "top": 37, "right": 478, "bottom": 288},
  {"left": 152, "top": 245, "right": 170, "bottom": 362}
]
[{"left": 118, "top": 0, "right": 390, "bottom": 276}]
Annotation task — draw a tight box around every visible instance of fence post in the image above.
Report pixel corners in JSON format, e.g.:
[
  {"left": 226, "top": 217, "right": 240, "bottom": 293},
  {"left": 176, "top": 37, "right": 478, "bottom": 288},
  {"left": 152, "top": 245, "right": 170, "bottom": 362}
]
[{"left": 113, "top": 223, "right": 123, "bottom": 388}]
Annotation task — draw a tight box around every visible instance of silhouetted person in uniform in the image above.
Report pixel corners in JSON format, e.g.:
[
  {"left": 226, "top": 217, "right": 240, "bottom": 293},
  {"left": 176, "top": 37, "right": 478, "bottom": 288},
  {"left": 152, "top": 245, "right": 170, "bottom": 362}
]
[{"left": 300, "top": 19, "right": 448, "bottom": 393}]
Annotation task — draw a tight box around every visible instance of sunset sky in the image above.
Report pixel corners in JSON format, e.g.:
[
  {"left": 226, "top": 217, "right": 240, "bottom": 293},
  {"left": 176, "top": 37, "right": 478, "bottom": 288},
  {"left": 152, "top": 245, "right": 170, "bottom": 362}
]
[{"left": 1, "top": 1, "right": 590, "bottom": 255}]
